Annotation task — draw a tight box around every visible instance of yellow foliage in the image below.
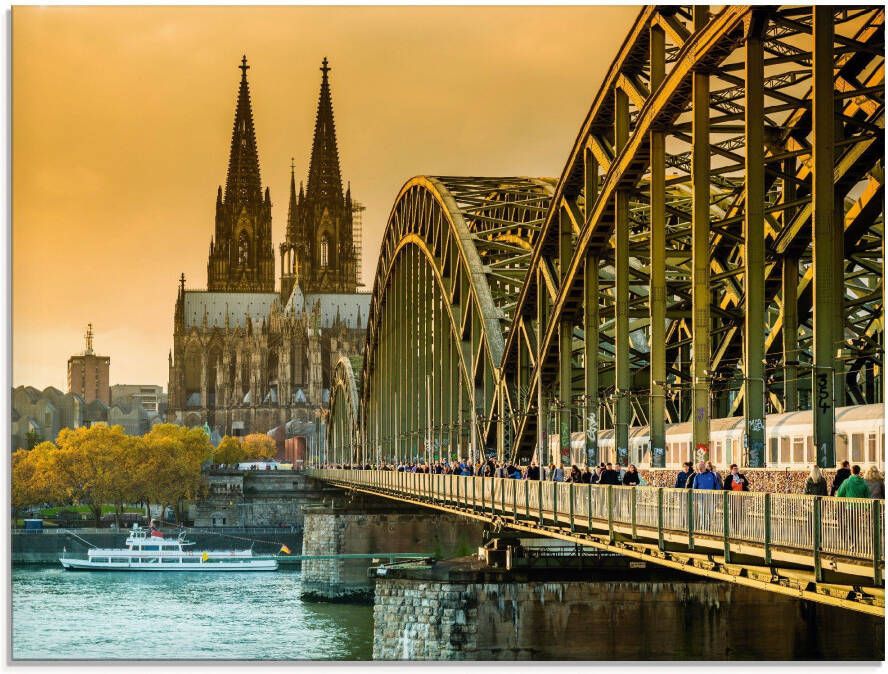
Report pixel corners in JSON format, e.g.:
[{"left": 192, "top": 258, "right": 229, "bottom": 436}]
[
  {"left": 242, "top": 433, "right": 277, "bottom": 461},
  {"left": 214, "top": 436, "right": 245, "bottom": 465}
]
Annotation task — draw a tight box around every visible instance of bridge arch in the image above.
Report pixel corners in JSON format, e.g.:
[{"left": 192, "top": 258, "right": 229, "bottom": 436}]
[
  {"left": 497, "top": 6, "right": 884, "bottom": 468},
  {"left": 328, "top": 354, "right": 362, "bottom": 465},
  {"left": 362, "top": 176, "right": 554, "bottom": 465}
]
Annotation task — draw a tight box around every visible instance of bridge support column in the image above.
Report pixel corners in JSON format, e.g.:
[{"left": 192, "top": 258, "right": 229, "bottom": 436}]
[
  {"left": 614, "top": 86, "right": 630, "bottom": 467},
  {"left": 744, "top": 16, "right": 766, "bottom": 468},
  {"left": 783, "top": 256, "right": 799, "bottom": 413},
  {"left": 691, "top": 5, "right": 712, "bottom": 463},
  {"left": 649, "top": 22, "right": 666, "bottom": 468},
  {"left": 300, "top": 496, "right": 484, "bottom": 602},
  {"left": 584, "top": 250, "right": 599, "bottom": 467},
  {"left": 812, "top": 6, "right": 837, "bottom": 468},
  {"left": 371, "top": 555, "right": 884, "bottom": 660}
]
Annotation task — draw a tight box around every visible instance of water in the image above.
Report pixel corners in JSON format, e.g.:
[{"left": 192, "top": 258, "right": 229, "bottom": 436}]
[{"left": 12, "top": 566, "right": 374, "bottom": 661}]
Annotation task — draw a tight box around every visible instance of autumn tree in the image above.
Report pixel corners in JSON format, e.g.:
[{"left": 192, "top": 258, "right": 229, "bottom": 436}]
[
  {"left": 11, "top": 442, "right": 57, "bottom": 514},
  {"left": 242, "top": 433, "right": 277, "bottom": 461},
  {"left": 214, "top": 435, "right": 245, "bottom": 465},
  {"left": 141, "top": 424, "right": 214, "bottom": 522}
]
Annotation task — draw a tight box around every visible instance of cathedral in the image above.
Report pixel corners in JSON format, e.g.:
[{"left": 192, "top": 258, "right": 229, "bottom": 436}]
[{"left": 167, "top": 56, "right": 369, "bottom": 452}]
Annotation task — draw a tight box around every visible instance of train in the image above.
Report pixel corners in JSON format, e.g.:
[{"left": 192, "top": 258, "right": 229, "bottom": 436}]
[{"left": 561, "top": 403, "right": 884, "bottom": 470}]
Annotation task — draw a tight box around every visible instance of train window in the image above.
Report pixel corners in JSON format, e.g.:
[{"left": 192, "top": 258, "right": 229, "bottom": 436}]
[
  {"left": 725, "top": 438, "right": 733, "bottom": 466},
  {"left": 780, "top": 437, "right": 791, "bottom": 464},
  {"left": 836, "top": 435, "right": 849, "bottom": 463},
  {"left": 769, "top": 437, "right": 779, "bottom": 464},
  {"left": 867, "top": 434, "right": 877, "bottom": 464},
  {"left": 680, "top": 442, "right": 689, "bottom": 460},
  {"left": 792, "top": 437, "right": 805, "bottom": 464},
  {"left": 851, "top": 433, "right": 864, "bottom": 462},
  {"left": 806, "top": 437, "right": 814, "bottom": 466},
  {"left": 712, "top": 441, "right": 722, "bottom": 466}
]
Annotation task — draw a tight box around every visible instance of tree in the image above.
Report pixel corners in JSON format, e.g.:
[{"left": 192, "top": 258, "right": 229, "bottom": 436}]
[
  {"left": 12, "top": 443, "right": 57, "bottom": 514},
  {"left": 53, "top": 425, "right": 134, "bottom": 524},
  {"left": 141, "top": 424, "right": 214, "bottom": 523},
  {"left": 242, "top": 433, "right": 276, "bottom": 461},
  {"left": 214, "top": 435, "right": 245, "bottom": 465}
]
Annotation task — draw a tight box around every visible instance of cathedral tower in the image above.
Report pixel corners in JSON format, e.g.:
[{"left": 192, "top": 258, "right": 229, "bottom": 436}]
[
  {"left": 281, "top": 57, "right": 358, "bottom": 295},
  {"left": 208, "top": 56, "right": 275, "bottom": 292}
]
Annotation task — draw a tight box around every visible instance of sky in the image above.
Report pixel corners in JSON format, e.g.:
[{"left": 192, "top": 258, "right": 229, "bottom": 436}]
[{"left": 12, "top": 5, "right": 638, "bottom": 391}]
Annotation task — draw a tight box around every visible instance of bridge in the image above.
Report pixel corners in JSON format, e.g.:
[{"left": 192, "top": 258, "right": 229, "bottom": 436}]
[{"left": 319, "top": 6, "right": 885, "bottom": 617}]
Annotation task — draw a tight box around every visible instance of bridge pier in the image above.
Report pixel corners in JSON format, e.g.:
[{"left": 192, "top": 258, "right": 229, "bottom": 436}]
[
  {"left": 300, "top": 494, "right": 485, "bottom": 601},
  {"left": 372, "top": 550, "right": 884, "bottom": 660}
]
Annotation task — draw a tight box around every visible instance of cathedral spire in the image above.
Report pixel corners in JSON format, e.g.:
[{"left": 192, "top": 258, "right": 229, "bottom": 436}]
[
  {"left": 306, "top": 57, "right": 343, "bottom": 205},
  {"left": 287, "top": 158, "right": 297, "bottom": 226},
  {"left": 224, "top": 55, "right": 263, "bottom": 210}
]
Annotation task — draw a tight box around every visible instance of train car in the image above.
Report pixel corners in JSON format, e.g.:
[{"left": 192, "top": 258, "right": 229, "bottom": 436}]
[{"left": 572, "top": 403, "right": 883, "bottom": 471}]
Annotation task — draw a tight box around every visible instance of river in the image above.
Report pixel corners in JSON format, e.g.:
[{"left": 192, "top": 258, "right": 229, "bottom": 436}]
[{"left": 12, "top": 566, "right": 374, "bottom": 661}]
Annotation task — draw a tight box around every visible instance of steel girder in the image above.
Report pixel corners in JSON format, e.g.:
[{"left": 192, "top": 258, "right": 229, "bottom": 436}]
[
  {"left": 498, "top": 6, "right": 884, "bottom": 466},
  {"left": 329, "top": 354, "right": 362, "bottom": 464},
  {"left": 358, "top": 177, "right": 554, "bottom": 465}
]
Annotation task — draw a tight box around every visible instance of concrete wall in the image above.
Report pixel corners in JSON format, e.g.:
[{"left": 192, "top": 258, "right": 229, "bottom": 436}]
[
  {"left": 373, "top": 578, "right": 884, "bottom": 661},
  {"left": 301, "top": 508, "right": 484, "bottom": 601}
]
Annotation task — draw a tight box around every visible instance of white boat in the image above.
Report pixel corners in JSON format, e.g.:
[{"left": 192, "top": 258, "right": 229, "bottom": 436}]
[{"left": 59, "top": 524, "right": 278, "bottom": 571}]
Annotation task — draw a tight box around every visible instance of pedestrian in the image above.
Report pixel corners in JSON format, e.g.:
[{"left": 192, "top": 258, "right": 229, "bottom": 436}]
[
  {"left": 723, "top": 464, "right": 749, "bottom": 492},
  {"left": 803, "top": 466, "right": 828, "bottom": 496},
  {"left": 830, "top": 460, "right": 852, "bottom": 496},
  {"left": 527, "top": 462, "right": 540, "bottom": 481},
  {"left": 706, "top": 461, "right": 723, "bottom": 489},
  {"left": 688, "top": 461, "right": 719, "bottom": 490},
  {"left": 568, "top": 465, "right": 582, "bottom": 483},
  {"left": 553, "top": 464, "right": 565, "bottom": 482},
  {"left": 581, "top": 465, "right": 593, "bottom": 484},
  {"left": 674, "top": 461, "right": 693, "bottom": 489},
  {"left": 864, "top": 466, "right": 885, "bottom": 499},
  {"left": 836, "top": 465, "right": 870, "bottom": 498},
  {"left": 599, "top": 463, "right": 620, "bottom": 485},
  {"left": 622, "top": 464, "right": 641, "bottom": 486}
]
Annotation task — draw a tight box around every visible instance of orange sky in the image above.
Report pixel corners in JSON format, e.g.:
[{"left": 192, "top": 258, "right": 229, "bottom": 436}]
[{"left": 12, "top": 5, "right": 638, "bottom": 390}]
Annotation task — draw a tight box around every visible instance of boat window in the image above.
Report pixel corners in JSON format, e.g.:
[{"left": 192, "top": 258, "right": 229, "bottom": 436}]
[
  {"left": 143, "top": 546, "right": 159, "bottom": 551},
  {"left": 162, "top": 558, "right": 178, "bottom": 563},
  {"left": 111, "top": 558, "right": 128, "bottom": 563}
]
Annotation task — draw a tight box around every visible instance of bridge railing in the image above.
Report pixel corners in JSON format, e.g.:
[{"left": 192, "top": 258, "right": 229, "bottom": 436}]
[{"left": 309, "top": 469, "right": 884, "bottom": 576}]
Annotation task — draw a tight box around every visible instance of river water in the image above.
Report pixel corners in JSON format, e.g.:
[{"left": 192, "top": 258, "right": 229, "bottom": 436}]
[{"left": 12, "top": 566, "right": 374, "bottom": 661}]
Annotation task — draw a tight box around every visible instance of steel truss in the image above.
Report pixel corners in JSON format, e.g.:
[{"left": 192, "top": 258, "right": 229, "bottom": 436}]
[{"left": 329, "top": 6, "right": 884, "bottom": 473}]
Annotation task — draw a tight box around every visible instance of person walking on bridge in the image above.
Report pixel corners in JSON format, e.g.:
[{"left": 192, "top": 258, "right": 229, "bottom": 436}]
[
  {"left": 688, "top": 462, "right": 719, "bottom": 490},
  {"left": 836, "top": 465, "right": 870, "bottom": 498},
  {"left": 675, "top": 462, "right": 693, "bottom": 489},
  {"left": 864, "top": 466, "right": 884, "bottom": 499},
  {"left": 804, "top": 466, "right": 828, "bottom": 496},
  {"left": 831, "top": 460, "right": 851, "bottom": 496},
  {"left": 723, "top": 464, "right": 749, "bottom": 492}
]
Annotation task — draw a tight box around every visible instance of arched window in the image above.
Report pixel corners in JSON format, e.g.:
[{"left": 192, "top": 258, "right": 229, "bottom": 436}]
[
  {"left": 237, "top": 231, "right": 250, "bottom": 266},
  {"left": 320, "top": 235, "right": 330, "bottom": 268}
]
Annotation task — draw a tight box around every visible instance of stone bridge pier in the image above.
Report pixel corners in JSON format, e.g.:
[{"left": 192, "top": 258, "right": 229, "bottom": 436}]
[{"left": 299, "top": 491, "right": 485, "bottom": 601}]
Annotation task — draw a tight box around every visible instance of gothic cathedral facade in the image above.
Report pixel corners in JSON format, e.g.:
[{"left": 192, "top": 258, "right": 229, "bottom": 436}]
[{"left": 167, "top": 57, "right": 369, "bottom": 450}]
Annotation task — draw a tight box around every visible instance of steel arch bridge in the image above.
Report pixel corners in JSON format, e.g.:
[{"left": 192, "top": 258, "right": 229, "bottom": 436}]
[{"left": 328, "top": 5, "right": 884, "bottom": 473}]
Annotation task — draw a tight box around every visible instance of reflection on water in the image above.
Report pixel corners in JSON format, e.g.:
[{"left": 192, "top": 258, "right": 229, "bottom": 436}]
[{"left": 12, "top": 566, "right": 373, "bottom": 660}]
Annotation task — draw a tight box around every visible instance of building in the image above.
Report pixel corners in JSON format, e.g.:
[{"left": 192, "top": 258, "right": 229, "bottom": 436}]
[
  {"left": 110, "top": 384, "right": 166, "bottom": 415},
  {"left": 167, "top": 56, "right": 369, "bottom": 442},
  {"left": 66, "top": 324, "right": 110, "bottom": 406}
]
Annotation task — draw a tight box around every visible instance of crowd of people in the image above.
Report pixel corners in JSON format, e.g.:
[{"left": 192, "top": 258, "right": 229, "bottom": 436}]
[{"left": 319, "top": 457, "right": 885, "bottom": 498}]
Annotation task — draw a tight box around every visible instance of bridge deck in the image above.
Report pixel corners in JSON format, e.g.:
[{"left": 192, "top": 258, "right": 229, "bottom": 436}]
[{"left": 310, "top": 469, "right": 884, "bottom": 617}]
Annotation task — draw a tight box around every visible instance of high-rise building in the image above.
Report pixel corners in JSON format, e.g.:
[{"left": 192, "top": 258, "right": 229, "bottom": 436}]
[
  {"left": 167, "top": 57, "right": 369, "bottom": 442},
  {"left": 67, "top": 324, "right": 110, "bottom": 406}
]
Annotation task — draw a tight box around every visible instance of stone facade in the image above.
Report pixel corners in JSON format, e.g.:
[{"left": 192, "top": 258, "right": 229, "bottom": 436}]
[
  {"left": 373, "top": 576, "right": 884, "bottom": 660},
  {"left": 167, "top": 57, "right": 368, "bottom": 441},
  {"left": 300, "top": 507, "right": 485, "bottom": 601}
]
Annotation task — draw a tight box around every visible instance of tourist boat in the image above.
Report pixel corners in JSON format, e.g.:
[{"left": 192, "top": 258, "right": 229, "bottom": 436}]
[{"left": 58, "top": 524, "right": 278, "bottom": 571}]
